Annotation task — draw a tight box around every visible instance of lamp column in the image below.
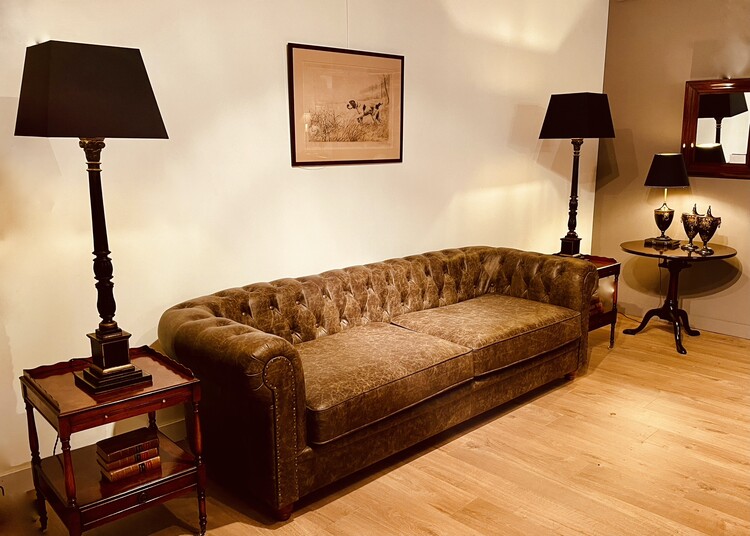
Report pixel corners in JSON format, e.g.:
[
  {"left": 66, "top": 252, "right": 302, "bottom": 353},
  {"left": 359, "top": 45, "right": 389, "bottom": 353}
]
[
  {"left": 75, "top": 138, "right": 151, "bottom": 393},
  {"left": 560, "top": 138, "right": 584, "bottom": 256}
]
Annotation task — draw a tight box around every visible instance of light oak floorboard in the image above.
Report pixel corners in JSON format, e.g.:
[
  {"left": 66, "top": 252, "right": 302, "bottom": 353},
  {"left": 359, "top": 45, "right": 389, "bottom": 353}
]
[{"left": 2, "top": 316, "right": 748, "bottom": 535}]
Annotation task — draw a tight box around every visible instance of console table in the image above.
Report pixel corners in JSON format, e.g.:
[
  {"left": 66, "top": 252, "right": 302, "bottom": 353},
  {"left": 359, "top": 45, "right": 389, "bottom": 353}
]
[
  {"left": 20, "top": 346, "right": 207, "bottom": 535},
  {"left": 619, "top": 241, "right": 737, "bottom": 354}
]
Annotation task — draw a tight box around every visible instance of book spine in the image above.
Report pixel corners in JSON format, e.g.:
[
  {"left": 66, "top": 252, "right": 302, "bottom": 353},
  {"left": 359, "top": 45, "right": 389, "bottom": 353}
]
[
  {"left": 98, "top": 447, "right": 160, "bottom": 471},
  {"left": 97, "top": 437, "right": 160, "bottom": 464},
  {"left": 101, "top": 456, "right": 161, "bottom": 482}
]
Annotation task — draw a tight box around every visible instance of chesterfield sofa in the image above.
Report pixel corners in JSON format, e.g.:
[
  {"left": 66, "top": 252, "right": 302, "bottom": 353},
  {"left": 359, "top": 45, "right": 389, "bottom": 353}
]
[{"left": 158, "top": 246, "right": 598, "bottom": 520}]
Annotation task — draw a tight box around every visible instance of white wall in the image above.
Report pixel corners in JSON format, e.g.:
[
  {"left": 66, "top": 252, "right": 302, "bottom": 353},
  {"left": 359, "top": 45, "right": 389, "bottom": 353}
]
[{"left": 0, "top": 0, "right": 610, "bottom": 481}]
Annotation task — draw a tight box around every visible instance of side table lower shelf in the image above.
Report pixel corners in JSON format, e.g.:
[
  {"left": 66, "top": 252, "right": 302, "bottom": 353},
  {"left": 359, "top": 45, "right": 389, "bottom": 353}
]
[{"left": 37, "top": 431, "right": 197, "bottom": 533}]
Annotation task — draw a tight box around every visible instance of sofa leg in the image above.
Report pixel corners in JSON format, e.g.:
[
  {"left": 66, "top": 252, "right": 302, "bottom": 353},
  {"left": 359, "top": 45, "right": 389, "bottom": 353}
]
[
  {"left": 273, "top": 503, "right": 294, "bottom": 521},
  {"left": 565, "top": 371, "right": 577, "bottom": 381}
]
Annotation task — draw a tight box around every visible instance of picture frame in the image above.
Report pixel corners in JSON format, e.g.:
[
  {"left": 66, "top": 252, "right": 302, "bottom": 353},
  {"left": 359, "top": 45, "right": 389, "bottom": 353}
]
[{"left": 287, "top": 43, "right": 404, "bottom": 167}]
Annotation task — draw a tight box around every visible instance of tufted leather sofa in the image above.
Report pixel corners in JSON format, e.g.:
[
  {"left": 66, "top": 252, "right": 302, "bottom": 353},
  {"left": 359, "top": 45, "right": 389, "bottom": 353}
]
[{"left": 158, "top": 246, "right": 598, "bottom": 520}]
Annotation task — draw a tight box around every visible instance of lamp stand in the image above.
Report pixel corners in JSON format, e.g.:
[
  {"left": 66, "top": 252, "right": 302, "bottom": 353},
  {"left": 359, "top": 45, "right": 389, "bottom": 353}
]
[
  {"left": 73, "top": 138, "right": 152, "bottom": 394},
  {"left": 644, "top": 189, "right": 679, "bottom": 249},
  {"left": 714, "top": 117, "right": 723, "bottom": 144},
  {"left": 559, "top": 138, "right": 583, "bottom": 256}
]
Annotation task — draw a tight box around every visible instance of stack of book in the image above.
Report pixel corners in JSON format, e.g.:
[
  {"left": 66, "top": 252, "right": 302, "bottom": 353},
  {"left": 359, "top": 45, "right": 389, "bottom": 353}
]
[{"left": 96, "top": 427, "right": 161, "bottom": 483}]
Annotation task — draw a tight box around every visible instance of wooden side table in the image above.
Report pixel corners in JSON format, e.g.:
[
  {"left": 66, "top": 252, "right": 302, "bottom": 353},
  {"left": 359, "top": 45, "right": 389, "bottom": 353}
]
[
  {"left": 20, "top": 346, "right": 206, "bottom": 535},
  {"left": 620, "top": 241, "right": 737, "bottom": 354},
  {"left": 581, "top": 255, "right": 620, "bottom": 348}
]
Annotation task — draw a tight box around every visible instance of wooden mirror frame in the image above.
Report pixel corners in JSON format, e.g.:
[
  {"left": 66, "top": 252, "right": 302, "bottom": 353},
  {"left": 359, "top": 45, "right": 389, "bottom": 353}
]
[{"left": 680, "top": 78, "right": 750, "bottom": 180}]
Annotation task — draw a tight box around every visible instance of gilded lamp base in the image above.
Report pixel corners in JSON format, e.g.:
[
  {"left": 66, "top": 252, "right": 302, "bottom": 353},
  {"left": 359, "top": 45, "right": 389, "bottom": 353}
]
[{"left": 645, "top": 202, "right": 679, "bottom": 249}]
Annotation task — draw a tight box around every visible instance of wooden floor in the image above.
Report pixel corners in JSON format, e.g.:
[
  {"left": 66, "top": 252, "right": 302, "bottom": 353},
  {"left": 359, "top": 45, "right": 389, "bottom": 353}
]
[{"left": 2, "top": 315, "right": 748, "bottom": 535}]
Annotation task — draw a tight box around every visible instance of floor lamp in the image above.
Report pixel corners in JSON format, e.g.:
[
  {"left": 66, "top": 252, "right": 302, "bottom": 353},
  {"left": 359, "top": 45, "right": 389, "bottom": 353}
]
[
  {"left": 15, "top": 40, "right": 168, "bottom": 393},
  {"left": 539, "top": 92, "right": 615, "bottom": 256}
]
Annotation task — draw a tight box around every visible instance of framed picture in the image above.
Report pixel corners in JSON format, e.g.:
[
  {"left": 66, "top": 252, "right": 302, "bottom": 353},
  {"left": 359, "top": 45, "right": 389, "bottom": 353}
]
[{"left": 287, "top": 43, "right": 404, "bottom": 166}]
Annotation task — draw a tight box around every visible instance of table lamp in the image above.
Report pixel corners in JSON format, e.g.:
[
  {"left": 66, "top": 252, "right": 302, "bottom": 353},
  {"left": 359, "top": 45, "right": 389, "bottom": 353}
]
[
  {"left": 539, "top": 92, "right": 615, "bottom": 256},
  {"left": 643, "top": 153, "right": 690, "bottom": 248},
  {"left": 15, "top": 40, "right": 168, "bottom": 393}
]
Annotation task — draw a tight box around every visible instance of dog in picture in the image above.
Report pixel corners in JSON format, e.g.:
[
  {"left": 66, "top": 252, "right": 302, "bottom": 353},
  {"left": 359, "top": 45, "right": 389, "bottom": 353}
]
[{"left": 346, "top": 100, "right": 383, "bottom": 123}]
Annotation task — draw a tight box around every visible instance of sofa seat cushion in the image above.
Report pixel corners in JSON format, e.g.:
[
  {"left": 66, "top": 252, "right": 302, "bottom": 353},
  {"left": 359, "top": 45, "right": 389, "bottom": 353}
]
[
  {"left": 392, "top": 294, "right": 580, "bottom": 377},
  {"left": 297, "top": 322, "right": 471, "bottom": 445}
]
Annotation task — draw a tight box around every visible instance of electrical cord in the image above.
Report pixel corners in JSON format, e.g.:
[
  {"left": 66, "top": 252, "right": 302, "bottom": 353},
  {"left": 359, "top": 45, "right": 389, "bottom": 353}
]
[{"left": 618, "top": 260, "right": 665, "bottom": 324}]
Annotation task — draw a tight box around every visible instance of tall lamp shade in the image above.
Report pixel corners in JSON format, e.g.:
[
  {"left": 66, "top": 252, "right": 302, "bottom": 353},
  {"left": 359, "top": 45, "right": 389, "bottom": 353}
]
[
  {"left": 15, "top": 40, "right": 167, "bottom": 393},
  {"left": 539, "top": 92, "right": 615, "bottom": 256},
  {"left": 643, "top": 153, "right": 690, "bottom": 247}
]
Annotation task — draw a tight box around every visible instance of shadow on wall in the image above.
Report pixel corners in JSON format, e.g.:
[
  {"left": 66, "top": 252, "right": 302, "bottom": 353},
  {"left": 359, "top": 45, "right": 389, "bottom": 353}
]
[
  {"left": 619, "top": 254, "right": 742, "bottom": 305},
  {"left": 690, "top": 39, "right": 750, "bottom": 79},
  {"left": 681, "top": 257, "right": 743, "bottom": 298},
  {"left": 596, "top": 129, "right": 639, "bottom": 193},
  {"left": 620, "top": 256, "right": 663, "bottom": 299}
]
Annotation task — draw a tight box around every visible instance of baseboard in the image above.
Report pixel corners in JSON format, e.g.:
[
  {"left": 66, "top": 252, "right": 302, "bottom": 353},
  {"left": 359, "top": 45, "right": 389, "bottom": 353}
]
[
  {"left": 0, "top": 465, "right": 33, "bottom": 496},
  {"left": 687, "top": 315, "right": 750, "bottom": 340},
  {"left": 0, "top": 418, "right": 187, "bottom": 495}
]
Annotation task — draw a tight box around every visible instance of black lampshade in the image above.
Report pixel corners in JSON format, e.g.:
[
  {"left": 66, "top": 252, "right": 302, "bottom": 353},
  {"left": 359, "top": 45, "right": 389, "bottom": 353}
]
[
  {"left": 539, "top": 92, "right": 615, "bottom": 139},
  {"left": 15, "top": 40, "right": 168, "bottom": 139},
  {"left": 644, "top": 153, "right": 690, "bottom": 188},
  {"left": 698, "top": 92, "right": 748, "bottom": 120}
]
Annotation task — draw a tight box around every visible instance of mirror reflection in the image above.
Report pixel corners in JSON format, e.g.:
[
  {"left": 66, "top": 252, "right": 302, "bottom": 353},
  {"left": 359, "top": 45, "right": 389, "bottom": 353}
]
[{"left": 695, "top": 92, "right": 749, "bottom": 164}]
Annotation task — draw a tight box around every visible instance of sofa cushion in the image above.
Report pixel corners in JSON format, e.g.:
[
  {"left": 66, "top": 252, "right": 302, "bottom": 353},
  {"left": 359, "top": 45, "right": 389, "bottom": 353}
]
[
  {"left": 392, "top": 294, "right": 580, "bottom": 376},
  {"left": 297, "top": 322, "right": 471, "bottom": 445}
]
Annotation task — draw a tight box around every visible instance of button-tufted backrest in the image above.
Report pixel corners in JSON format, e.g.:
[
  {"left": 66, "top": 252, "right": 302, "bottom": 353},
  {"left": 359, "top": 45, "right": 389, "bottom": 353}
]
[{"left": 171, "top": 246, "right": 592, "bottom": 345}]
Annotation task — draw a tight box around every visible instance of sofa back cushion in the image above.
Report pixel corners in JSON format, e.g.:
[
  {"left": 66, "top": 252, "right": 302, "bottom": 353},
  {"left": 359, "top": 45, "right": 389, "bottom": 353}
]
[
  {"left": 183, "top": 247, "right": 493, "bottom": 344},
  {"left": 172, "top": 246, "right": 590, "bottom": 346}
]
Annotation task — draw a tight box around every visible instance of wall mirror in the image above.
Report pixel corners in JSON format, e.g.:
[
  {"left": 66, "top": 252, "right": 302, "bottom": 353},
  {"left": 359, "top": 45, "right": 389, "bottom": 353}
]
[{"left": 680, "top": 78, "right": 750, "bottom": 179}]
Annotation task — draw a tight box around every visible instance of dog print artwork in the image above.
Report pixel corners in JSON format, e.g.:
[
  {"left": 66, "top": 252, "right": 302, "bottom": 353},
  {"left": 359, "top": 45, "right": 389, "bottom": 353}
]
[
  {"left": 288, "top": 43, "right": 404, "bottom": 166},
  {"left": 303, "top": 70, "right": 391, "bottom": 143}
]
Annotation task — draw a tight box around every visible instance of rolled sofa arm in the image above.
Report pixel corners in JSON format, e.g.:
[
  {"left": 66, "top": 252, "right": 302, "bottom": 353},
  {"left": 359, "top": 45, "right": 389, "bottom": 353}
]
[
  {"left": 158, "top": 304, "right": 306, "bottom": 512},
  {"left": 490, "top": 249, "right": 599, "bottom": 371}
]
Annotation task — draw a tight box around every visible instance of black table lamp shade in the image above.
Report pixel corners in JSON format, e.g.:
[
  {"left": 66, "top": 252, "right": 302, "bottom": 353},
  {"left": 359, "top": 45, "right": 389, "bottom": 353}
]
[
  {"left": 15, "top": 40, "right": 167, "bottom": 393},
  {"left": 15, "top": 40, "right": 167, "bottom": 139},
  {"left": 644, "top": 153, "right": 691, "bottom": 188},
  {"left": 539, "top": 92, "right": 615, "bottom": 256}
]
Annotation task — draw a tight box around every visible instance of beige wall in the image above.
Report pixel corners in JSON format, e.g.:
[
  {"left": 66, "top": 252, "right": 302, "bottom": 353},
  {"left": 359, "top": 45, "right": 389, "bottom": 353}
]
[
  {"left": 595, "top": 0, "right": 750, "bottom": 338},
  {"left": 0, "top": 1, "right": 610, "bottom": 482}
]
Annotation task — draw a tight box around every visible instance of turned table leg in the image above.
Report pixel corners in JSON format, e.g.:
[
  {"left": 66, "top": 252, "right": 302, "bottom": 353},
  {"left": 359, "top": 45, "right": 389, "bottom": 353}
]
[
  {"left": 189, "top": 396, "right": 207, "bottom": 535},
  {"left": 24, "top": 398, "right": 48, "bottom": 531}
]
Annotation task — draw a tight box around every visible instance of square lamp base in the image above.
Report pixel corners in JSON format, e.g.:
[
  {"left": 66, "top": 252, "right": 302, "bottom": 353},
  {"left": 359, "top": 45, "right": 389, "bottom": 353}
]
[
  {"left": 74, "top": 366, "right": 152, "bottom": 394},
  {"left": 74, "top": 330, "right": 152, "bottom": 394},
  {"left": 559, "top": 236, "right": 582, "bottom": 256},
  {"left": 644, "top": 237, "right": 680, "bottom": 249}
]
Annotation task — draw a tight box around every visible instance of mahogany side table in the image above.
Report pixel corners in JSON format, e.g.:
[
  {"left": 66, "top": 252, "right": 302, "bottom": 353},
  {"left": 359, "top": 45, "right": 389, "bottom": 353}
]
[
  {"left": 581, "top": 254, "right": 620, "bottom": 348},
  {"left": 20, "top": 346, "right": 207, "bottom": 535},
  {"left": 619, "top": 241, "right": 737, "bottom": 354}
]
